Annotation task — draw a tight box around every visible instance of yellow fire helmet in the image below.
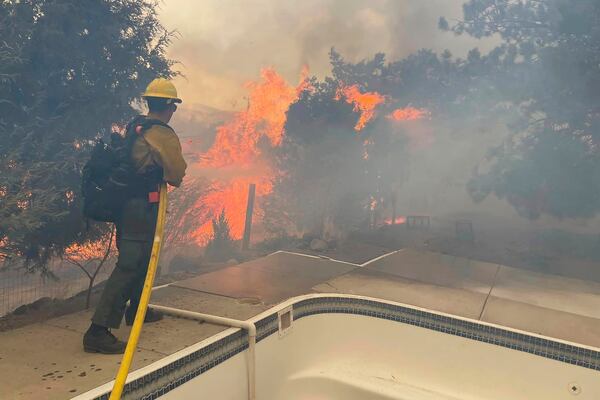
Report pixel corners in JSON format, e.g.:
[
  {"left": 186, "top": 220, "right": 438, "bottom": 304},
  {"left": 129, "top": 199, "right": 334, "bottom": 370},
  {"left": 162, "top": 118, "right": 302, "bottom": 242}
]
[{"left": 142, "top": 78, "right": 182, "bottom": 104}]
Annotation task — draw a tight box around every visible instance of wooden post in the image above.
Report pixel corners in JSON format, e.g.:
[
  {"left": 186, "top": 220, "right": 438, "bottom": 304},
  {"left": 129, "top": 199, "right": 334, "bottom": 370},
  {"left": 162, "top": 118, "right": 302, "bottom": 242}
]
[
  {"left": 391, "top": 191, "right": 397, "bottom": 225},
  {"left": 242, "top": 183, "right": 256, "bottom": 251}
]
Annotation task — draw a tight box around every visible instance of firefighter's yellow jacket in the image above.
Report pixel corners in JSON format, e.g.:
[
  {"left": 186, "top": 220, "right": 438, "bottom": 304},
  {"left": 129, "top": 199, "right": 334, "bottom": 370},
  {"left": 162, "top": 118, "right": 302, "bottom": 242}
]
[{"left": 132, "top": 123, "right": 187, "bottom": 187}]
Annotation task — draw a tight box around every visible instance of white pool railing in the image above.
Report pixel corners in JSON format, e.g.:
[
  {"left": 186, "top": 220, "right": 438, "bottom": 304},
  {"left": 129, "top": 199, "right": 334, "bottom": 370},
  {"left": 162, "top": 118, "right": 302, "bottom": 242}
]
[{"left": 147, "top": 303, "right": 257, "bottom": 400}]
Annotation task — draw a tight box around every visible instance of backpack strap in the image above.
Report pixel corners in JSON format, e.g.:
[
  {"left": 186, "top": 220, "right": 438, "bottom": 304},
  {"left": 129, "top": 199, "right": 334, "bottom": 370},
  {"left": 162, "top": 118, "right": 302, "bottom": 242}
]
[
  {"left": 122, "top": 116, "right": 173, "bottom": 158},
  {"left": 139, "top": 119, "right": 172, "bottom": 202},
  {"left": 123, "top": 116, "right": 172, "bottom": 198}
]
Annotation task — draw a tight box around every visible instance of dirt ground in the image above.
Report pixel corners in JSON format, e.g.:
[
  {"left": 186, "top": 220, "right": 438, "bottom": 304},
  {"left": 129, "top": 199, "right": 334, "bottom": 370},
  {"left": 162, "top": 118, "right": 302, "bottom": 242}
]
[{"left": 0, "top": 262, "right": 233, "bottom": 332}]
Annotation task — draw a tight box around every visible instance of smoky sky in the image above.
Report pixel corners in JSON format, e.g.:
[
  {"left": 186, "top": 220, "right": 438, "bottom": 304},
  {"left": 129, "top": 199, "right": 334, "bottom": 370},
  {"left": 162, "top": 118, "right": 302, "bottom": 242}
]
[{"left": 159, "top": 0, "right": 498, "bottom": 111}]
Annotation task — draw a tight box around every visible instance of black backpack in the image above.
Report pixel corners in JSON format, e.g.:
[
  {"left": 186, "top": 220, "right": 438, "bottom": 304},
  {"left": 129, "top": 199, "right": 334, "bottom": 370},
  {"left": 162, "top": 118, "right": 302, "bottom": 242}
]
[{"left": 81, "top": 116, "right": 169, "bottom": 222}]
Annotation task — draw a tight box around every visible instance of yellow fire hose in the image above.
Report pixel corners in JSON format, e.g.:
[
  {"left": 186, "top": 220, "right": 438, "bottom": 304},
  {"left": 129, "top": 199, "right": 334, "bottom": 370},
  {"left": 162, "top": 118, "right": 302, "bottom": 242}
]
[{"left": 109, "top": 182, "right": 168, "bottom": 400}]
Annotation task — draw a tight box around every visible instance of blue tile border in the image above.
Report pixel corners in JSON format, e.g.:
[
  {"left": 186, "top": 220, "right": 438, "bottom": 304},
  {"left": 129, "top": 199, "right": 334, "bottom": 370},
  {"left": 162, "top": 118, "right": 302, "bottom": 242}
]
[{"left": 92, "top": 296, "right": 600, "bottom": 400}]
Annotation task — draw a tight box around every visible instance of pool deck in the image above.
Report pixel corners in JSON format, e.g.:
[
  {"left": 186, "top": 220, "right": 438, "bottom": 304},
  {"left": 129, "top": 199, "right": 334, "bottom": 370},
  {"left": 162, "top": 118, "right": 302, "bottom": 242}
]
[{"left": 3, "top": 248, "right": 600, "bottom": 399}]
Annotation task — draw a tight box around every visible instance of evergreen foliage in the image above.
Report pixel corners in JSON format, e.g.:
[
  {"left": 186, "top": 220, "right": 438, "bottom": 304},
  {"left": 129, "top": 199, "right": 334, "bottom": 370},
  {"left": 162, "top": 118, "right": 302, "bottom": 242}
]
[{"left": 0, "top": 0, "right": 176, "bottom": 269}]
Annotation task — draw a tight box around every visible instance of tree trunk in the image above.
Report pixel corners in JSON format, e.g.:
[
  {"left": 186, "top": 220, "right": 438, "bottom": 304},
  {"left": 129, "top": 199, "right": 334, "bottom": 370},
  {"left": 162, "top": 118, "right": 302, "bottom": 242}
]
[{"left": 86, "top": 278, "right": 94, "bottom": 309}]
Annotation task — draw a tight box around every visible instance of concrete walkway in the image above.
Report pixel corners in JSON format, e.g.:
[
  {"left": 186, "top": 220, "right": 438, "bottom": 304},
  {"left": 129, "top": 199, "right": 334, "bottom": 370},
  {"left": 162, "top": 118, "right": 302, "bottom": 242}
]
[
  {"left": 315, "top": 249, "right": 600, "bottom": 347},
  {"left": 0, "top": 288, "right": 268, "bottom": 400},
  {"left": 2, "top": 249, "right": 600, "bottom": 399}
]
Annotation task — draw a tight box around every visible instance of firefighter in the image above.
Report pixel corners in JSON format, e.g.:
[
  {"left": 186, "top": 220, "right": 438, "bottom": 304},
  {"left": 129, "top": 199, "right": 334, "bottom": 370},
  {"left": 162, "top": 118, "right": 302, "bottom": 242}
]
[{"left": 83, "top": 78, "right": 187, "bottom": 354}]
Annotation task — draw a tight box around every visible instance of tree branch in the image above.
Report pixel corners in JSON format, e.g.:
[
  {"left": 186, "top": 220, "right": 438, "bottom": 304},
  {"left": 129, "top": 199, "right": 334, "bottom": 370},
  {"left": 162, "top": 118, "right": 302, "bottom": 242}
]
[
  {"left": 65, "top": 257, "right": 92, "bottom": 280},
  {"left": 91, "top": 226, "right": 115, "bottom": 281}
]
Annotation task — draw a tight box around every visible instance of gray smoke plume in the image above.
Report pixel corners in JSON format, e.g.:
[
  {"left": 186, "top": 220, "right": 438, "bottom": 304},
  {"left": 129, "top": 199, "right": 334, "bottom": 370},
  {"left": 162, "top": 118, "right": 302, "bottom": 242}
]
[{"left": 159, "top": 0, "right": 497, "bottom": 110}]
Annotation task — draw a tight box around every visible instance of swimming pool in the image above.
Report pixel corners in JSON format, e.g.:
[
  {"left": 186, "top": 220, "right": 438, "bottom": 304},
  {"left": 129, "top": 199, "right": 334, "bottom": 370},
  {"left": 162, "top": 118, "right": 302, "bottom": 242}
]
[{"left": 75, "top": 294, "right": 600, "bottom": 400}]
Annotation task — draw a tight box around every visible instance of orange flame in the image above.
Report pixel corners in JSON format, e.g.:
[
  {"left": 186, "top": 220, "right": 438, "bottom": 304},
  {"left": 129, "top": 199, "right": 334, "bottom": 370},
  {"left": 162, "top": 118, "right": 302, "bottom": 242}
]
[
  {"left": 0, "top": 236, "right": 8, "bottom": 259},
  {"left": 387, "top": 107, "right": 429, "bottom": 121},
  {"left": 362, "top": 138, "right": 373, "bottom": 160},
  {"left": 64, "top": 233, "right": 115, "bottom": 264},
  {"left": 388, "top": 107, "right": 433, "bottom": 149},
  {"left": 184, "top": 68, "right": 310, "bottom": 245},
  {"left": 336, "top": 84, "right": 385, "bottom": 131},
  {"left": 384, "top": 216, "right": 407, "bottom": 225},
  {"left": 369, "top": 197, "right": 378, "bottom": 211},
  {"left": 184, "top": 177, "right": 273, "bottom": 245},
  {"left": 201, "top": 69, "right": 308, "bottom": 167}
]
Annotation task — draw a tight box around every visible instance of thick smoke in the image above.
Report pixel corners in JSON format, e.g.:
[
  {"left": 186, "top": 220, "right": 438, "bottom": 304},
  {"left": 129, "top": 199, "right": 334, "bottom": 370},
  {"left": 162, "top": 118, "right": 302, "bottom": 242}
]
[
  {"left": 159, "top": 0, "right": 498, "bottom": 111},
  {"left": 161, "top": 0, "right": 503, "bottom": 227},
  {"left": 163, "top": 0, "right": 600, "bottom": 272}
]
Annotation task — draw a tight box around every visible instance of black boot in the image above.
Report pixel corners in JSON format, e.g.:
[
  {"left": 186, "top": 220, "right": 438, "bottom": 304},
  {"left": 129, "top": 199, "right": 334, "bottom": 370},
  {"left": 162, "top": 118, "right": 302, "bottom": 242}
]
[
  {"left": 125, "top": 306, "right": 163, "bottom": 326},
  {"left": 83, "top": 324, "right": 126, "bottom": 354}
]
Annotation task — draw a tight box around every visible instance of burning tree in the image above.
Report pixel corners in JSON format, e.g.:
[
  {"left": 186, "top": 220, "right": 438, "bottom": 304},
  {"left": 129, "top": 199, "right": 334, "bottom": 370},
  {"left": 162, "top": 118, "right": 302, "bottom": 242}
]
[
  {"left": 163, "top": 68, "right": 309, "bottom": 247},
  {"left": 273, "top": 76, "right": 372, "bottom": 235},
  {"left": 163, "top": 28, "right": 548, "bottom": 245},
  {"left": 266, "top": 50, "right": 440, "bottom": 238},
  {"left": 64, "top": 228, "right": 115, "bottom": 309}
]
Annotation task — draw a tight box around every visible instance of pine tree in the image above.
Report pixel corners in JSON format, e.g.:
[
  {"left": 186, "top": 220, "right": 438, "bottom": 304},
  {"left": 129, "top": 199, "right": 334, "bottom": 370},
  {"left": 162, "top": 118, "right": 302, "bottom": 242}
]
[{"left": 205, "top": 210, "right": 237, "bottom": 262}]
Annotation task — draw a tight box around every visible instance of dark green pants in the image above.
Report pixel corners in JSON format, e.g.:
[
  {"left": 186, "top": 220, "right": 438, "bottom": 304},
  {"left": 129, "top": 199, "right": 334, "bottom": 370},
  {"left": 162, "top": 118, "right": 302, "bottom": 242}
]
[{"left": 92, "top": 198, "right": 158, "bottom": 329}]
